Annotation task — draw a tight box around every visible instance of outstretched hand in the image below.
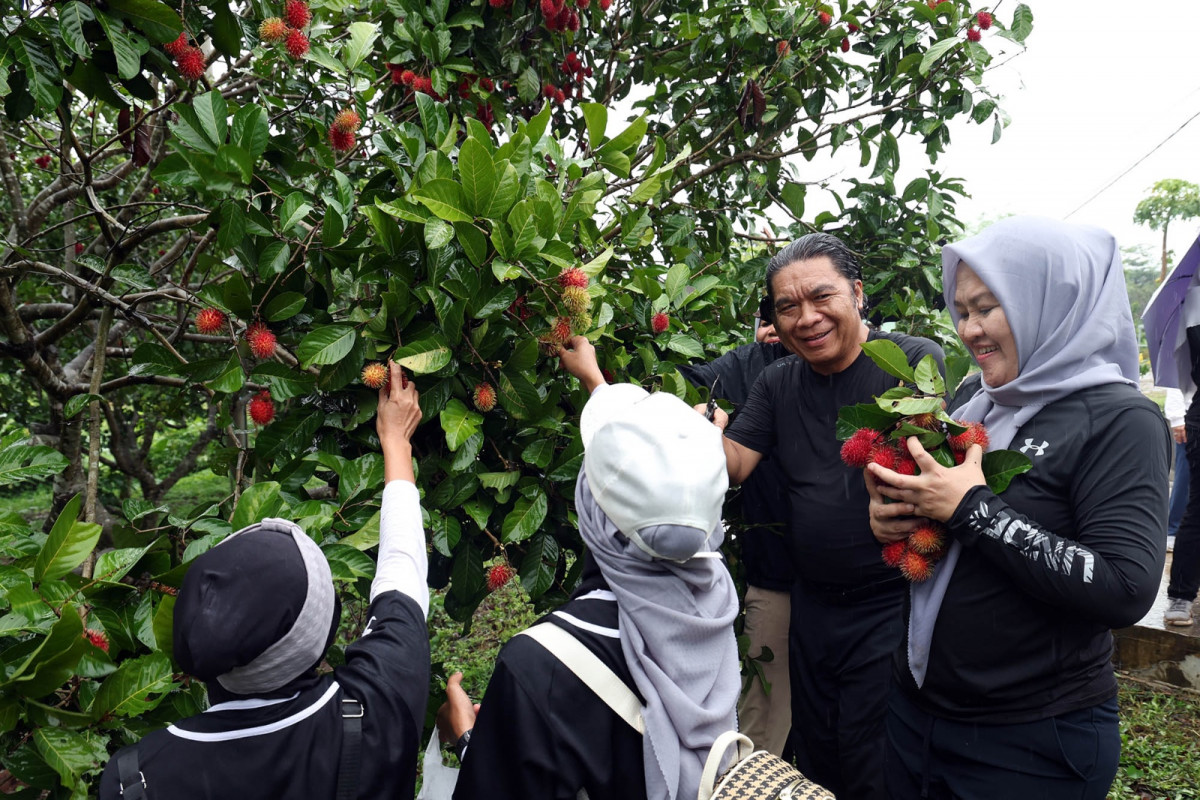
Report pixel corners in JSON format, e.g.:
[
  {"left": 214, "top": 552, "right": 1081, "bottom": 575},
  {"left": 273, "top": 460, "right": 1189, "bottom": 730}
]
[
  {"left": 558, "top": 335, "right": 605, "bottom": 393},
  {"left": 866, "top": 437, "right": 985, "bottom": 523},
  {"left": 377, "top": 361, "right": 421, "bottom": 483},
  {"left": 436, "top": 672, "right": 480, "bottom": 748}
]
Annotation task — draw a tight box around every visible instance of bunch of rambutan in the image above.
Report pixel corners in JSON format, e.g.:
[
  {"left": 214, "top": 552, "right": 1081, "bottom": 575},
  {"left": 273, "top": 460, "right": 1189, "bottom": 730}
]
[{"left": 257, "top": 0, "right": 311, "bottom": 59}]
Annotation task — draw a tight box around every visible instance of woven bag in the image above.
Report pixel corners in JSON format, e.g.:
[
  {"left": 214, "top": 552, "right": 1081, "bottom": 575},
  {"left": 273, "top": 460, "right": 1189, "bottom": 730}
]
[{"left": 698, "top": 731, "right": 835, "bottom": 800}]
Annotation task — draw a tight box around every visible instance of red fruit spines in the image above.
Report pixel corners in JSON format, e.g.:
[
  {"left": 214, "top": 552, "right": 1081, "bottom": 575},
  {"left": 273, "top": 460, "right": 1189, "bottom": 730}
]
[
  {"left": 840, "top": 427, "right": 881, "bottom": 468},
  {"left": 333, "top": 109, "right": 361, "bottom": 133},
  {"left": 259, "top": 17, "right": 288, "bottom": 43},
  {"left": 840, "top": 37, "right": 850, "bottom": 52},
  {"left": 249, "top": 391, "right": 276, "bottom": 425},
  {"left": 562, "top": 285, "right": 590, "bottom": 317},
  {"left": 487, "top": 563, "right": 516, "bottom": 591},
  {"left": 966, "top": 26, "right": 981, "bottom": 42},
  {"left": 817, "top": 11, "right": 831, "bottom": 25},
  {"left": 948, "top": 421, "right": 988, "bottom": 452},
  {"left": 898, "top": 549, "right": 934, "bottom": 582},
  {"left": 176, "top": 48, "right": 207, "bottom": 81},
  {"left": 473, "top": 382, "right": 497, "bottom": 412},
  {"left": 869, "top": 444, "right": 900, "bottom": 470},
  {"left": 164, "top": 33, "right": 190, "bottom": 57},
  {"left": 284, "top": 0, "right": 311, "bottom": 29},
  {"left": 976, "top": 11, "right": 992, "bottom": 29},
  {"left": 551, "top": 317, "right": 573, "bottom": 344},
  {"left": 558, "top": 267, "right": 588, "bottom": 288},
  {"left": 895, "top": 454, "right": 918, "bottom": 476},
  {"left": 285, "top": 29, "right": 309, "bottom": 58},
  {"left": 329, "top": 126, "right": 356, "bottom": 152},
  {"left": 362, "top": 362, "right": 388, "bottom": 389},
  {"left": 598, "top": 0, "right": 610, "bottom": 10},
  {"left": 907, "top": 523, "right": 946, "bottom": 556},
  {"left": 84, "top": 628, "right": 110, "bottom": 653},
  {"left": 195, "top": 307, "right": 227, "bottom": 334},
  {"left": 881, "top": 540, "right": 908, "bottom": 568},
  {"left": 245, "top": 322, "right": 276, "bottom": 359},
  {"left": 651, "top": 312, "right": 669, "bottom": 334}
]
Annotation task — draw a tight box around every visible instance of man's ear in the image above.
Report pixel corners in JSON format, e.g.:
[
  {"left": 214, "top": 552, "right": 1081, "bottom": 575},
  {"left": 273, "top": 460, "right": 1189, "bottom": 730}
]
[{"left": 853, "top": 279, "right": 864, "bottom": 310}]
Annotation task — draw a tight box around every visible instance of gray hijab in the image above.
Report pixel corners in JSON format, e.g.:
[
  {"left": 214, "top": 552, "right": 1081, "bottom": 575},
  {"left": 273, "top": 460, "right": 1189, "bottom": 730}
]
[
  {"left": 908, "top": 216, "right": 1139, "bottom": 686},
  {"left": 575, "top": 467, "right": 741, "bottom": 800}
]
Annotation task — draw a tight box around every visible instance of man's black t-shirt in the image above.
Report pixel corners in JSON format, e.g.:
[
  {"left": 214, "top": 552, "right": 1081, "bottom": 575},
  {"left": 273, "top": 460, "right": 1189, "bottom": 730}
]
[
  {"left": 725, "top": 329, "right": 944, "bottom": 587},
  {"left": 98, "top": 591, "right": 429, "bottom": 799},
  {"left": 900, "top": 382, "right": 1169, "bottom": 723}
]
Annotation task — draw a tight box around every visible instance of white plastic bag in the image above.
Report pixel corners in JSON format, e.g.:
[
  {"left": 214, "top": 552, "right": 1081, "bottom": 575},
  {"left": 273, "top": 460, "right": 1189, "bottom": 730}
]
[{"left": 416, "top": 731, "right": 460, "bottom": 800}]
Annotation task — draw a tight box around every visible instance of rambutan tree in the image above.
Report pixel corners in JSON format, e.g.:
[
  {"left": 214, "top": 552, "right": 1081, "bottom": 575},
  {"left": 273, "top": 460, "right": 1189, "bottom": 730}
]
[{"left": 0, "top": 0, "right": 1030, "bottom": 790}]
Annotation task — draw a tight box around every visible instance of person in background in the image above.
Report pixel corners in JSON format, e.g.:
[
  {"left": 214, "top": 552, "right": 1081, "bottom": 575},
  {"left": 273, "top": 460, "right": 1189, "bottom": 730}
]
[
  {"left": 703, "top": 233, "right": 945, "bottom": 799},
  {"left": 1165, "top": 305, "right": 1200, "bottom": 625},
  {"left": 100, "top": 363, "right": 430, "bottom": 800},
  {"left": 868, "top": 216, "right": 1168, "bottom": 798},
  {"left": 1164, "top": 387, "right": 1190, "bottom": 553},
  {"left": 438, "top": 336, "right": 740, "bottom": 800},
  {"left": 678, "top": 296, "right": 794, "bottom": 756}
]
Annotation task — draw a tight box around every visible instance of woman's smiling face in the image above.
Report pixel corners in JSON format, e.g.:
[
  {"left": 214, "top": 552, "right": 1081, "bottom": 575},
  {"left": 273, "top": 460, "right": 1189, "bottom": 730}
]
[{"left": 954, "top": 262, "right": 1019, "bottom": 388}]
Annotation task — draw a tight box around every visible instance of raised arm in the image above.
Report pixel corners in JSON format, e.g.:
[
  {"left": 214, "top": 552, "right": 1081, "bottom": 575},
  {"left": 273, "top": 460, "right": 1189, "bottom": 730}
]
[
  {"left": 373, "top": 361, "right": 429, "bottom": 615},
  {"left": 558, "top": 335, "right": 606, "bottom": 393}
]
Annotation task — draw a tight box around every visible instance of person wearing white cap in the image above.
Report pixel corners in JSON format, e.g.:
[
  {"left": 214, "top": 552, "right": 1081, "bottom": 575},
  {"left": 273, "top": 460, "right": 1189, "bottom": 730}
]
[
  {"left": 100, "top": 362, "right": 430, "bottom": 800},
  {"left": 438, "top": 336, "right": 741, "bottom": 800}
]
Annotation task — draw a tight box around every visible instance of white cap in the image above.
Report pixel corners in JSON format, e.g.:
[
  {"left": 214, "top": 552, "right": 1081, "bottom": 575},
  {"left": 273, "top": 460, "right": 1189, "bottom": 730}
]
[{"left": 581, "top": 384, "right": 728, "bottom": 557}]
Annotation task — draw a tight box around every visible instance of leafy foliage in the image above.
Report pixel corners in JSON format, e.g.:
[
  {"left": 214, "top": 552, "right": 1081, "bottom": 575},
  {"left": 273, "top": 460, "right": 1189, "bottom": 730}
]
[{"left": 0, "top": 0, "right": 1031, "bottom": 791}]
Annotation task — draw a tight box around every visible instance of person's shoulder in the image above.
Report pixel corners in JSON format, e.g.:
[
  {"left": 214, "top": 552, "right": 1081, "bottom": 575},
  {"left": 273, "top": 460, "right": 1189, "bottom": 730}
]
[
  {"left": 872, "top": 328, "right": 944, "bottom": 360},
  {"left": 1072, "top": 383, "right": 1170, "bottom": 427}
]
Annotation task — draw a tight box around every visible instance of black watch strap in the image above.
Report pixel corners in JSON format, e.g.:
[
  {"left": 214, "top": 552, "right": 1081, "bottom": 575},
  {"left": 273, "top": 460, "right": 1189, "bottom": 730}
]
[{"left": 454, "top": 728, "right": 473, "bottom": 761}]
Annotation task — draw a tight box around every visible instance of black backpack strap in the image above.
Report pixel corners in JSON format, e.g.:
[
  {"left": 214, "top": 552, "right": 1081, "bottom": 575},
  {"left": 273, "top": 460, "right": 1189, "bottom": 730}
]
[
  {"left": 117, "top": 748, "right": 147, "bottom": 799},
  {"left": 335, "top": 695, "right": 365, "bottom": 800}
]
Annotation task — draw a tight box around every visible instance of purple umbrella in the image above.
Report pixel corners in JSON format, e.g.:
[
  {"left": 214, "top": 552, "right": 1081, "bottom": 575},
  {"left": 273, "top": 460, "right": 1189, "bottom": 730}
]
[{"left": 1143, "top": 233, "right": 1200, "bottom": 389}]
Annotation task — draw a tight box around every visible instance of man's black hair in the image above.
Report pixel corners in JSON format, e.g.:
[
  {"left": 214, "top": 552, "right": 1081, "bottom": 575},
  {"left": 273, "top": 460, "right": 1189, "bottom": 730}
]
[
  {"left": 757, "top": 294, "right": 773, "bottom": 324},
  {"left": 765, "top": 232, "right": 867, "bottom": 319}
]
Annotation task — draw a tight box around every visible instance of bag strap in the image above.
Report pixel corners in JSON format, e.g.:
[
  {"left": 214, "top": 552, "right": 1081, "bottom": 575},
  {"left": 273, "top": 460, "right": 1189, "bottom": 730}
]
[
  {"left": 696, "top": 730, "right": 754, "bottom": 800},
  {"left": 335, "top": 696, "right": 365, "bottom": 800},
  {"left": 117, "top": 748, "right": 147, "bottom": 799},
  {"left": 517, "top": 624, "right": 645, "bottom": 733}
]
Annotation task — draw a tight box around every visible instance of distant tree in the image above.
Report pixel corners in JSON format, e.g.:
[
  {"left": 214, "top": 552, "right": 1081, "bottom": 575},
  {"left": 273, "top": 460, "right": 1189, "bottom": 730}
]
[
  {"left": 1133, "top": 179, "right": 1200, "bottom": 280},
  {"left": 1123, "top": 243, "right": 1158, "bottom": 349}
]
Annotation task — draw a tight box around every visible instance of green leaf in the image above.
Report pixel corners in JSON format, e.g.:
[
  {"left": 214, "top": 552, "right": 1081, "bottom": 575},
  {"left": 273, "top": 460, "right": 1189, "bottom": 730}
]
[
  {"left": 458, "top": 137, "right": 495, "bottom": 217},
  {"left": 296, "top": 325, "right": 356, "bottom": 368},
  {"left": 232, "top": 104, "right": 269, "bottom": 160},
  {"left": 211, "top": 0, "right": 242, "bottom": 56},
  {"left": 412, "top": 179, "right": 474, "bottom": 222},
  {"left": 519, "top": 531, "right": 558, "bottom": 599},
  {"left": 602, "top": 114, "right": 648, "bottom": 155},
  {"left": 425, "top": 219, "right": 453, "bottom": 249},
  {"left": 880, "top": 396, "right": 942, "bottom": 416},
  {"left": 1010, "top": 4, "right": 1033, "bottom": 42},
  {"left": 859, "top": 339, "right": 917, "bottom": 383},
  {"left": 280, "top": 191, "right": 313, "bottom": 233},
  {"left": 516, "top": 66, "right": 540, "bottom": 102},
  {"left": 342, "top": 21, "right": 379, "bottom": 71},
  {"left": 919, "top": 38, "right": 959, "bottom": 76},
  {"left": 265, "top": 292, "right": 306, "bottom": 322},
  {"left": 508, "top": 200, "right": 538, "bottom": 255},
  {"left": 230, "top": 481, "right": 284, "bottom": 530},
  {"left": 193, "top": 91, "right": 229, "bottom": 148},
  {"left": 580, "top": 103, "right": 608, "bottom": 150},
  {"left": 324, "top": 544, "right": 376, "bottom": 581},
  {"left": 524, "top": 102, "right": 551, "bottom": 145},
  {"left": 90, "top": 652, "right": 173, "bottom": 718},
  {"left": 982, "top": 450, "right": 1033, "bottom": 494},
  {"left": 440, "top": 399, "right": 482, "bottom": 452},
  {"left": 59, "top": 2, "right": 96, "bottom": 58},
  {"left": 98, "top": 14, "right": 142, "bottom": 80},
  {"left": 93, "top": 540, "right": 158, "bottom": 584},
  {"left": 835, "top": 403, "right": 900, "bottom": 441},
  {"left": 913, "top": 355, "right": 945, "bottom": 395},
  {"left": 12, "top": 35, "right": 64, "bottom": 111},
  {"left": 34, "top": 496, "right": 102, "bottom": 582},
  {"left": 0, "top": 441, "right": 69, "bottom": 486},
  {"left": 216, "top": 145, "right": 253, "bottom": 184},
  {"left": 501, "top": 492, "right": 548, "bottom": 543},
  {"left": 664, "top": 262, "right": 689, "bottom": 302},
  {"left": 521, "top": 439, "right": 554, "bottom": 469},
  {"left": 666, "top": 334, "right": 704, "bottom": 358},
  {"left": 394, "top": 338, "right": 452, "bottom": 374},
  {"left": 454, "top": 222, "right": 488, "bottom": 267},
  {"left": 208, "top": 353, "right": 245, "bottom": 394},
  {"left": 33, "top": 726, "right": 106, "bottom": 789},
  {"left": 106, "top": 0, "right": 182, "bottom": 42}
]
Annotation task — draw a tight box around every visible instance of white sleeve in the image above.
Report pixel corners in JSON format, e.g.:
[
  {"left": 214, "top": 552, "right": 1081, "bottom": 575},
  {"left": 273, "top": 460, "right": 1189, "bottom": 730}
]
[
  {"left": 1165, "top": 388, "right": 1186, "bottom": 427},
  {"left": 372, "top": 479, "right": 429, "bottom": 616}
]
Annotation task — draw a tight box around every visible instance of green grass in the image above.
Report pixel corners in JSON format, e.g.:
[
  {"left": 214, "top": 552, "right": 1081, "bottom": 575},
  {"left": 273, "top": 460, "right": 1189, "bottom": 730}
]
[{"left": 1111, "top": 678, "right": 1200, "bottom": 799}]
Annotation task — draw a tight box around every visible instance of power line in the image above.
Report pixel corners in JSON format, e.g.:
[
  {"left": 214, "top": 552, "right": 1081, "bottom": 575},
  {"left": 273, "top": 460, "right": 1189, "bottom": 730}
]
[{"left": 1063, "top": 107, "right": 1200, "bottom": 219}]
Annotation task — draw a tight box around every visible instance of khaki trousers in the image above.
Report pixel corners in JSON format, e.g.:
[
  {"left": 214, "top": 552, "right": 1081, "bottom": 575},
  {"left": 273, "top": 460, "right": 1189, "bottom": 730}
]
[{"left": 737, "top": 584, "right": 792, "bottom": 756}]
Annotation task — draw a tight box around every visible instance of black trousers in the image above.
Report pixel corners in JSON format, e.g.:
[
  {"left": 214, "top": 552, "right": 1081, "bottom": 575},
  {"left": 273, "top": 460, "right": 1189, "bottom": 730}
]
[
  {"left": 1168, "top": 421, "right": 1200, "bottom": 601},
  {"left": 884, "top": 689, "right": 1119, "bottom": 800},
  {"left": 789, "top": 580, "right": 905, "bottom": 800}
]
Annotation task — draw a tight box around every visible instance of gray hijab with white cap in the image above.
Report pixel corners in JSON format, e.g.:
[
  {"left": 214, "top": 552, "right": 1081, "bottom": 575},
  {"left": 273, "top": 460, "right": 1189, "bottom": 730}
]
[
  {"left": 576, "top": 384, "right": 740, "bottom": 800},
  {"left": 907, "top": 216, "right": 1139, "bottom": 686}
]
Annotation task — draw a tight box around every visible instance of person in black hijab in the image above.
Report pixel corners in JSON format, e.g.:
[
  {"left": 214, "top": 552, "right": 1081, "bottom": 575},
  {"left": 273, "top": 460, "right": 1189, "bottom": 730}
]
[{"left": 100, "top": 362, "right": 430, "bottom": 800}]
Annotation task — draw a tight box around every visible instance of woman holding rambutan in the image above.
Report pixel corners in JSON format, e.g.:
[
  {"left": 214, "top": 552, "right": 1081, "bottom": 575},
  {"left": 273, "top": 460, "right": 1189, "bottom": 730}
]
[{"left": 864, "top": 217, "right": 1169, "bottom": 799}]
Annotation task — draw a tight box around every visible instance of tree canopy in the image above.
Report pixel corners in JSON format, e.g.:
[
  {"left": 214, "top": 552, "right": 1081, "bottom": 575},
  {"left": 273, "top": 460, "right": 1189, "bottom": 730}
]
[{"left": 1132, "top": 178, "right": 1200, "bottom": 281}]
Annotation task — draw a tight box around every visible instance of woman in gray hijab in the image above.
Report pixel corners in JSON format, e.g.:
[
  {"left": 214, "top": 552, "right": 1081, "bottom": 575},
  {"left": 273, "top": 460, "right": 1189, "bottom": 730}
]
[{"left": 865, "top": 217, "right": 1169, "bottom": 799}]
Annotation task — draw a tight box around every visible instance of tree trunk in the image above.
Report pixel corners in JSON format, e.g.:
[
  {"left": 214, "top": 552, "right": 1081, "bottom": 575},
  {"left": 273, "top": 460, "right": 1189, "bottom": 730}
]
[{"left": 1162, "top": 223, "right": 1170, "bottom": 282}]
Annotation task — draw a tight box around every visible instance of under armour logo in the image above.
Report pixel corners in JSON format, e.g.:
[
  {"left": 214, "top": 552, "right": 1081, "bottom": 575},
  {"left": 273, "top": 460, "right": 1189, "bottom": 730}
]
[
  {"left": 1019, "top": 439, "right": 1050, "bottom": 456},
  {"left": 362, "top": 615, "right": 378, "bottom": 636}
]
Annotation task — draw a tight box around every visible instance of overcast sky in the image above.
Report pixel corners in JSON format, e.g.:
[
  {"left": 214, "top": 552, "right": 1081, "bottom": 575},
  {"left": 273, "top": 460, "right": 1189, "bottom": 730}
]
[{"left": 931, "top": 0, "right": 1200, "bottom": 264}]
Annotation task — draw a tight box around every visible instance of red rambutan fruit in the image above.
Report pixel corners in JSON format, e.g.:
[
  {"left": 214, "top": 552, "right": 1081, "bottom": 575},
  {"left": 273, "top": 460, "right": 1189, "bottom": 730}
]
[
  {"left": 285, "top": 29, "right": 310, "bottom": 58},
  {"left": 576, "top": 0, "right": 590, "bottom": 8},
  {"left": 870, "top": 445, "right": 900, "bottom": 470},
  {"left": 598, "top": 0, "right": 610, "bottom": 10},
  {"left": 895, "top": 454, "right": 919, "bottom": 476},
  {"left": 259, "top": 17, "right": 288, "bottom": 43},
  {"left": 473, "top": 382, "right": 497, "bottom": 412},
  {"left": 908, "top": 523, "right": 946, "bottom": 556},
  {"left": 561, "top": 285, "right": 591, "bottom": 316},
  {"left": 74, "top": 242, "right": 85, "bottom": 255},
  {"left": 176, "top": 47, "right": 207, "bottom": 81},
  {"left": 899, "top": 549, "right": 935, "bottom": 582},
  {"left": 948, "top": 421, "right": 989, "bottom": 452},
  {"left": 245, "top": 322, "right": 276, "bottom": 359},
  {"left": 249, "top": 390, "right": 276, "bottom": 425},
  {"left": 777, "top": 40, "right": 791, "bottom": 56},
  {"left": 543, "top": 83, "right": 557, "bottom": 98},
  {"left": 478, "top": 77, "right": 494, "bottom": 92},
  {"left": 333, "top": 108, "right": 361, "bottom": 133},
  {"left": 566, "top": 8, "right": 580, "bottom": 31},
  {"left": 817, "top": 10, "right": 831, "bottom": 25},
  {"left": 284, "top": 0, "right": 311, "bottom": 29},
  {"left": 489, "top": 0, "right": 508, "bottom": 7},
  {"left": 164, "top": 32, "right": 190, "bottom": 58},
  {"left": 976, "top": 11, "right": 993, "bottom": 30},
  {"left": 651, "top": 312, "right": 670, "bottom": 334},
  {"left": 840, "top": 37, "right": 850, "bottom": 52},
  {"left": 362, "top": 362, "right": 388, "bottom": 389},
  {"left": 553, "top": 88, "right": 566, "bottom": 104},
  {"left": 840, "top": 427, "right": 881, "bottom": 468},
  {"left": 486, "top": 563, "right": 515, "bottom": 591},
  {"left": 412, "top": 76, "right": 433, "bottom": 95},
  {"left": 551, "top": 316, "right": 574, "bottom": 344},
  {"left": 83, "top": 629, "right": 110, "bottom": 653},
  {"left": 195, "top": 307, "right": 227, "bottom": 335},
  {"left": 881, "top": 540, "right": 908, "bottom": 568},
  {"left": 848, "top": 23, "right": 860, "bottom": 32},
  {"left": 966, "top": 26, "right": 981, "bottom": 42},
  {"left": 558, "top": 267, "right": 589, "bottom": 289},
  {"left": 329, "top": 126, "right": 356, "bottom": 152},
  {"left": 540, "top": 0, "right": 561, "bottom": 16}
]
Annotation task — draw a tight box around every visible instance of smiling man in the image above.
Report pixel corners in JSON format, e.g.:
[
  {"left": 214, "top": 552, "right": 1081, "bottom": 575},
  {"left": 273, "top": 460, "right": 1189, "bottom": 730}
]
[{"left": 703, "top": 233, "right": 944, "bottom": 800}]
